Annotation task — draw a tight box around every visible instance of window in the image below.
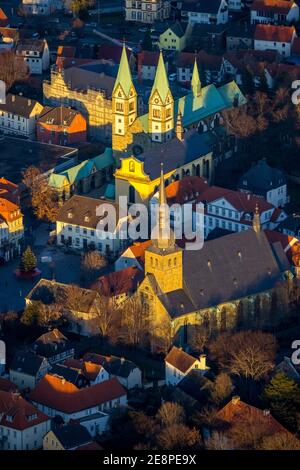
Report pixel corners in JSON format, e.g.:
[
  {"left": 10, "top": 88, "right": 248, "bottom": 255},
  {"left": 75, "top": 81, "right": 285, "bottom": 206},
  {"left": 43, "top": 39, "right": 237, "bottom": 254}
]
[
  {"left": 116, "top": 102, "right": 123, "bottom": 112},
  {"left": 153, "top": 108, "right": 161, "bottom": 118},
  {"left": 129, "top": 161, "right": 135, "bottom": 172}
]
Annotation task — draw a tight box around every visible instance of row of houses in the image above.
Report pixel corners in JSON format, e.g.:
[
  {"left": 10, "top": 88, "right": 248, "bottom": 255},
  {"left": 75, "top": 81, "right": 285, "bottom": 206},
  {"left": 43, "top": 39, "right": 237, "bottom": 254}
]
[{"left": 0, "top": 178, "right": 24, "bottom": 261}]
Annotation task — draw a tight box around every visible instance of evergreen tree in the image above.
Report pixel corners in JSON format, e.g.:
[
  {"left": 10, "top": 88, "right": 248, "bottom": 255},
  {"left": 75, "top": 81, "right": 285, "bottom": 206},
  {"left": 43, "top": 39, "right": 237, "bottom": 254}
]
[
  {"left": 263, "top": 372, "right": 300, "bottom": 430},
  {"left": 21, "top": 302, "right": 43, "bottom": 327},
  {"left": 241, "top": 66, "right": 254, "bottom": 95},
  {"left": 20, "top": 246, "right": 37, "bottom": 272},
  {"left": 142, "top": 29, "right": 153, "bottom": 51}
]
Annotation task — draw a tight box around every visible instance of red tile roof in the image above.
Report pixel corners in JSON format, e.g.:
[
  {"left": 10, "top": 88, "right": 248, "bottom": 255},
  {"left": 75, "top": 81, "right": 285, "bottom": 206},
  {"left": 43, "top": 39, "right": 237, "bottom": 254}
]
[
  {"left": 0, "top": 378, "right": 18, "bottom": 393},
  {"left": 97, "top": 44, "right": 130, "bottom": 63},
  {"left": 166, "top": 176, "right": 209, "bottom": 204},
  {"left": 129, "top": 240, "right": 152, "bottom": 260},
  {"left": 199, "top": 186, "right": 274, "bottom": 213},
  {"left": 254, "top": 24, "right": 296, "bottom": 43},
  {"left": 90, "top": 266, "right": 143, "bottom": 296},
  {"left": 0, "top": 391, "right": 49, "bottom": 430},
  {"left": 138, "top": 50, "right": 160, "bottom": 67},
  {"left": 217, "top": 397, "right": 289, "bottom": 435},
  {"left": 29, "top": 374, "right": 126, "bottom": 413},
  {"left": 266, "top": 62, "right": 300, "bottom": 80},
  {"left": 0, "top": 178, "right": 19, "bottom": 204},
  {"left": 251, "top": 0, "right": 295, "bottom": 14},
  {"left": 165, "top": 346, "right": 197, "bottom": 373},
  {"left": 0, "top": 8, "right": 9, "bottom": 27},
  {"left": 265, "top": 230, "right": 300, "bottom": 265}
]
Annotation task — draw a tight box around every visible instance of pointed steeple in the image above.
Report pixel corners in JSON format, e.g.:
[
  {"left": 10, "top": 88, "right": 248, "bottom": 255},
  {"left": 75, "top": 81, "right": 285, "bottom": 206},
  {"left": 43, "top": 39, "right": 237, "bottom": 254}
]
[
  {"left": 253, "top": 203, "right": 261, "bottom": 233},
  {"left": 113, "top": 44, "right": 134, "bottom": 97},
  {"left": 176, "top": 110, "right": 183, "bottom": 141},
  {"left": 155, "top": 164, "right": 175, "bottom": 250},
  {"left": 191, "top": 58, "right": 201, "bottom": 97},
  {"left": 150, "top": 51, "right": 171, "bottom": 103}
]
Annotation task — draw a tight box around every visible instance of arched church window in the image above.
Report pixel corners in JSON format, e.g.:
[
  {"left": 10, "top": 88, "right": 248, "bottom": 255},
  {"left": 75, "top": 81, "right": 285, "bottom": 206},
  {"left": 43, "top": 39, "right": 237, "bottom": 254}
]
[
  {"left": 116, "top": 102, "right": 123, "bottom": 112},
  {"left": 118, "top": 91, "right": 122, "bottom": 98},
  {"left": 174, "top": 258, "right": 177, "bottom": 266},
  {"left": 153, "top": 109, "right": 161, "bottom": 118},
  {"left": 129, "top": 161, "right": 135, "bottom": 172}
]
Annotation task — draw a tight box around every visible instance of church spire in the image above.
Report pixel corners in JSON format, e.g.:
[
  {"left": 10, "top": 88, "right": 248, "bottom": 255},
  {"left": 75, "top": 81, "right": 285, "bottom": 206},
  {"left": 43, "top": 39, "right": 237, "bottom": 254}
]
[
  {"left": 113, "top": 44, "right": 133, "bottom": 97},
  {"left": 150, "top": 51, "right": 171, "bottom": 103},
  {"left": 154, "top": 164, "right": 175, "bottom": 250},
  {"left": 191, "top": 57, "right": 201, "bottom": 97},
  {"left": 253, "top": 203, "right": 261, "bottom": 233}
]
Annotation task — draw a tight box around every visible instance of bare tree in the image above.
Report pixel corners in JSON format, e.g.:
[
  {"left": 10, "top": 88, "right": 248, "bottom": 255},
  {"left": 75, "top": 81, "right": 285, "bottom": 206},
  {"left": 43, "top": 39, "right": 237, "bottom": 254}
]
[
  {"left": 0, "top": 51, "right": 29, "bottom": 91},
  {"left": 210, "top": 373, "right": 233, "bottom": 406},
  {"left": 258, "top": 432, "right": 300, "bottom": 450},
  {"left": 81, "top": 251, "right": 107, "bottom": 284},
  {"left": 209, "top": 331, "right": 277, "bottom": 381},
  {"left": 156, "top": 424, "right": 201, "bottom": 450},
  {"left": 121, "top": 295, "right": 149, "bottom": 347},
  {"left": 205, "top": 431, "right": 232, "bottom": 450},
  {"left": 189, "top": 324, "right": 210, "bottom": 353},
  {"left": 156, "top": 402, "right": 185, "bottom": 428}
]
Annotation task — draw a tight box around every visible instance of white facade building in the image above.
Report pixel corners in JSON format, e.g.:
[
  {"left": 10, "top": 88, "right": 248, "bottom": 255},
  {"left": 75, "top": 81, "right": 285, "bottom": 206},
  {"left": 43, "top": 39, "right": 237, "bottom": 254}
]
[
  {"left": 254, "top": 24, "right": 297, "bottom": 57},
  {"left": 182, "top": 0, "right": 229, "bottom": 25},
  {"left": 0, "top": 94, "right": 43, "bottom": 138},
  {"left": 251, "top": 0, "right": 299, "bottom": 25},
  {"left": 16, "top": 39, "right": 50, "bottom": 75},
  {"left": 125, "top": 0, "right": 170, "bottom": 23},
  {"left": 165, "top": 347, "right": 209, "bottom": 387}
]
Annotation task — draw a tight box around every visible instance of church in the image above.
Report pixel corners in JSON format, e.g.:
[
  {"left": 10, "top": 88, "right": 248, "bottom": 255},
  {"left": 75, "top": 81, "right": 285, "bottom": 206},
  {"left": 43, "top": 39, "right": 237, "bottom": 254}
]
[
  {"left": 112, "top": 46, "right": 246, "bottom": 205},
  {"left": 137, "top": 168, "right": 291, "bottom": 348}
]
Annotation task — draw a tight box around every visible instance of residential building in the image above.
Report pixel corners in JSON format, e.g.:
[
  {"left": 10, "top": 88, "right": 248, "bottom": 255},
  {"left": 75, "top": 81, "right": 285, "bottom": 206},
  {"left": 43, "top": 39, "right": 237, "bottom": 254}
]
[
  {"left": 177, "top": 51, "right": 223, "bottom": 84},
  {"left": 48, "top": 364, "right": 89, "bottom": 388},
  {"left": 0, "top": 197, "right": 24, "bottom": 258},
  {"left": 21, "top": 0, "right": 65, "bottom": 15},
  {"left": 0, "top": 217, "right": 9, "bottom": 261},
  {"left": 125, "top": 0, "right": 170, "bottom": 23},
  {"left": 181, "top": 0, "right": 229, "bottom": 25},
  {"left": 199, "top": 186, "right": 286, "bottom": 238},
  {"left": 215, "top": 396, "right": 291, "bottom": 446},
  {"left": 9, "top": 351, "right": 50, "bottom": 390},
  {"left": 29, "top": 374, "right": 127, "bottom": 422},
  {"left": 0, "top": 94, "right": 43, "bottom": 139},
  {"left": 251, "top": 0, "right": 299, "bottom": 26},
  {"left": 0, "top": 391, "right": 50, "bottom": 450},
  {"left": 238, "top": 159, "right": 288, "bottom": 207},
  {"left": 0, "top": 178, "right": 20, "bottom": 205},
  {"left": 226, "top": 24, "right": 254, "bottom": 51},
  {"left": 62, "top": 358, "right": 110, "bottom": 385},
  {"left": 274, "top": 357, "right": 300, "bottom": 385},
  {"left": 31, "top": 329, "right": 75, "bottom": 365},
  {"left": 25, "top": 279, "right": 108, "bottom": 336},
  {"left": 115, "top": 240, "right": 152, "bottom": 271},
  {"left": 83, "top": 353, "right": 142, "bottom": 389},
  {"left": 56, "top": 195, "right": 130, "bottom": 256},
  {"left": 227, "top": 0, "right": 242, "bottom": 11},
  {"left": 138, "top": 51, "right": 163, "bottom": 81},
  {"left": 254, "top": 24, "right": 297, "bottom": 57},
  {"left": 277, "top": 214, "right": 300, "bottom": 238},
  {"left": 43, "top": 424, "right": 101, "bottom": 450},
  {"left": 16, "top": 39, "right": 50, "bottom": 75},
  {"left": 159, "top": 23, "right": 188, "bottom": 51},
  {"left": 165, "top": 346, "right": 209, "bottom": 386},
  {"left": 37, "top": 106, "right": 87, "bottom": 145},
  {"left": 90, "top": 266, "right": 144, "bottom": 305},
  {"left": 0, "top": 378, "right": 18, "bottom": 393}
]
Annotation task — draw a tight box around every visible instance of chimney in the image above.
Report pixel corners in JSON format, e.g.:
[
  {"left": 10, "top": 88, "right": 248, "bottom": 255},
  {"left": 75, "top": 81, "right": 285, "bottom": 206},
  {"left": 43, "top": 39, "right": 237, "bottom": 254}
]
[
  {"left": 198, "top": 354, "right": 206, "bottom": 370},
  {"left": 231, "top": 396, "right": 240, "bottom": 405}
]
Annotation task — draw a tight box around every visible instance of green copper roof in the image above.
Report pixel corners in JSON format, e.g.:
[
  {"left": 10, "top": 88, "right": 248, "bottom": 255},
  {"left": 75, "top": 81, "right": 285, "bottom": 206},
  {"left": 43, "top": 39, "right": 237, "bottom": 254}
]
[
  {"left": 138, "top": 81, "right": 246, "bottom": 132},
  {"left": 113, "top": 45, "right": 133, "bottom": 97},
  {"left": 150, "top": 51, "right": 171, "bottom": 103},
  {"left": 191, "top": 59, "right": 201, "bottom": 97},
  {"left": 49, "top": 148, "right": 114, "bottom": 190},
  {"left": 104, "top": 183, "right": 115, "bottom": 200}
]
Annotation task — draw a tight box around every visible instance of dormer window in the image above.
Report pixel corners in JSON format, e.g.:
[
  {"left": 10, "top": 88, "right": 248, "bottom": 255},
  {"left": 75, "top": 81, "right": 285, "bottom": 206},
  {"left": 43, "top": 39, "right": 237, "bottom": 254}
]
[
  {"left": 84, "top": 215, "right": 90, "bottom": 223},
  {"left": 68, "top": 211, "right": 73, "bottom": 219}
]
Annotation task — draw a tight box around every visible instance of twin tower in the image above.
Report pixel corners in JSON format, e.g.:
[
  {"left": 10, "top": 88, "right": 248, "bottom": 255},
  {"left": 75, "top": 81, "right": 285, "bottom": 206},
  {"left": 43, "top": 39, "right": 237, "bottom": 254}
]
[{"left": 112, "top": 46, "right": 202, "bottom": 152}]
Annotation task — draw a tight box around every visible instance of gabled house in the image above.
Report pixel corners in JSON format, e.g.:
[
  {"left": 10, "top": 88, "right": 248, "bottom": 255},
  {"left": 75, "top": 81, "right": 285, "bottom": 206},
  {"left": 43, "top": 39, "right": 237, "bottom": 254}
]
[
  {"left": 37, "top": 106, "right": 87, "bottom": 145},
  {"left": 62, "top": 358, "right": 110, "bottom": 385},
  {"left": 277, "top": 214, "right": 300, "bottom": 238},
  {"left": 83, "top": 353, "right": 142, "bottom": 390},
  {"left": 56, "top": 194, "right": 130, "bottom": 256},
  {"left": 238, "top": 159, "right": 288, "bottom": 208},
  {"left": 165, "top": 346, "right": 209, "bottom": 386},
  {"left": 16, "top": 39, "right": 50, "bottom": 75},
  {"left": 115, "top": 240, "right": 152, "bottom": 272},
  {"left": 9, "top": 350, "right": 50, "bottom": 391},
  {"left": 0, "top": 391, "right": 50, "bottom": 450},
  {"left": 159, "top": 22, "right": 188, "bottom": 51},
  {"left": 254, "top": 24, "right": 297, "bottom": 57},
  {"left": 48, "top": 363, "right": 89, "bottom": 389},
  {"left": 138, "top": 51, "right": 164, "bottom": 81},
  {"left": 43, "top": 423, "right": 101, "bottom": 450},
  {"left": 181, "top": 0, "right": 229, "bottom": 25},
  {"left": 251, "top": 0, "right": 299, "bottom": 26},
  {"left": 29, "top": 374, "right": 127, "bottom": 426},
  {"left": 177, "top": 51, "right": 223, "bottom": 85},
  {"left": 26, "top": 279, "right": 107, "bottom": 336},
  {"left": 0, "top": 93, "right": 43, "bottom": 139},
  {"left": 31, "top": 329, "right": 75, "bottom": 365}
]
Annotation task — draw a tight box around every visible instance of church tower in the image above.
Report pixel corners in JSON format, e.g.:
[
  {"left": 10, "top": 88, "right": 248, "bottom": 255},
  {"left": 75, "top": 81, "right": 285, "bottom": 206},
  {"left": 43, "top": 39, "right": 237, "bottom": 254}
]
[
  {"left": 144, "top": 165, "right": 183, "bottom": 294},
  {"left": 112, "top": 45, "right": 137, "bottom": 154},
  {"left": 191, "top": 58, "right": 201, "bottom": 98},
  {"left": 148, "top": 51, "right": 174, "bottom": 143}
]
